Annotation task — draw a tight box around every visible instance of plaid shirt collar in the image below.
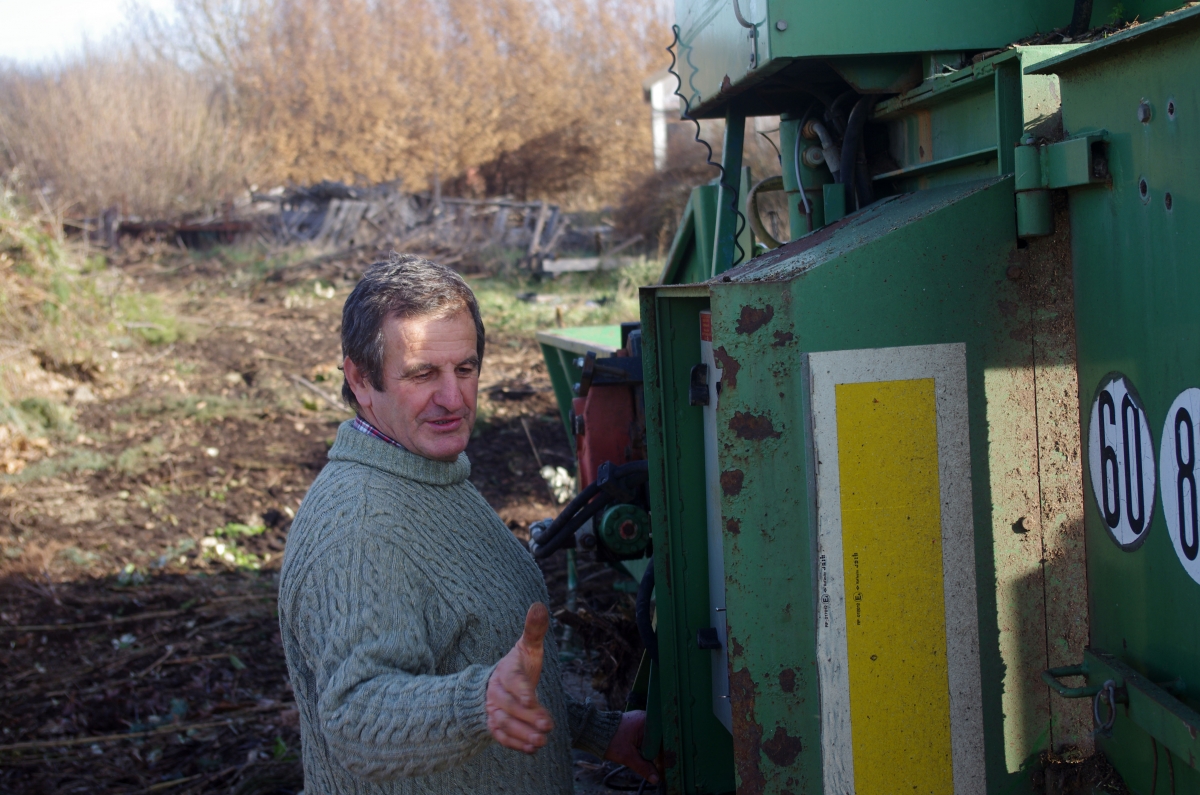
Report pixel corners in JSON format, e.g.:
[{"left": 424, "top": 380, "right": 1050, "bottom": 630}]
[{"left": 352, "top": 415, "right": 407, "bottom": 451}]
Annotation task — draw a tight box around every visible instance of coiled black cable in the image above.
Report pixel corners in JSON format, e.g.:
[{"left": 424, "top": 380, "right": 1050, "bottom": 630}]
[{"left": 667, "top": 25, "right": 747, "bottom": 269}]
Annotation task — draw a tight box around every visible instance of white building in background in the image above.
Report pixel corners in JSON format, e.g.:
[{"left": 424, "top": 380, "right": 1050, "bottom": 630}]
[{"left": 643, "top": 69, "right": 682, "bottom": 171}]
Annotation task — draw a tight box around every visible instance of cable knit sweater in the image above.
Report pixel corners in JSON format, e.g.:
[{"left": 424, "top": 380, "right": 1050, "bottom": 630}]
[{"left": 279, "top": 422, "right": 622, "bottom": 794}]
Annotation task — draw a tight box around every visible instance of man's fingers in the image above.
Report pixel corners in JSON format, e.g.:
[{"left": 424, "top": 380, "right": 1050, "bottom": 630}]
[
  {"left": 488, "top": 710, "right": 548, "bottom": 753},
  {"left": 491, "top": 679, "right": 554, "bottom": 731},
  {"left": 492, "top": 725, "right": 531, "bottom": 753}
]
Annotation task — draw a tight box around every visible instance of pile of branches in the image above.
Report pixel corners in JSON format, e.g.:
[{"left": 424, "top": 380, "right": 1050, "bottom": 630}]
[
  {"left": 70, "top": 180, "right": 621, "bottom": 275},
  {"left": 0, "top": 572, "right": 301, "bottom": 794}
]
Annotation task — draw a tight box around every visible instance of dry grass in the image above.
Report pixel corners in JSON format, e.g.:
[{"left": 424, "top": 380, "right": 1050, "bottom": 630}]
[
  {"left": 0, "top": 0, "right": 667, "bottom": 218},
  {"left": 0, "top": 50, "right": 253, "bottom": 219}
]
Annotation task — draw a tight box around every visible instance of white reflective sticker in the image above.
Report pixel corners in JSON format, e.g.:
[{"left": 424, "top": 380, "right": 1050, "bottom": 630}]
[
  {"left": 1161, "top": 388, "right": 1200, "bottom": 582},
  {"left": 1088, "top": 374, "right": 1156, "bottom": 550}
]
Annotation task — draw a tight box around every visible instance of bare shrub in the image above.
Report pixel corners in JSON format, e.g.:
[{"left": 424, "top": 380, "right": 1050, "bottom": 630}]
[
  {"left": 0, "top": 0, "right": 666, "bottom": 217},
  {"left": 217, "top": 0, "right": 663, "bottom": 207},
  {"left": 0, "top": 49, "right": 253, "bottom": 218}
]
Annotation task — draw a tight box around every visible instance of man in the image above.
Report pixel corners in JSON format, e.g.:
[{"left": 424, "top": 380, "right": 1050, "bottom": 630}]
[{"left": 279, "top": 254, "right": 657, "bottom": 793}]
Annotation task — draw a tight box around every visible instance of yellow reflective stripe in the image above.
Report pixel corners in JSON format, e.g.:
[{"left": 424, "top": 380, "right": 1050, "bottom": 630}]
[{"left": 835, "top": 378, "right": 954, "bottom": 795}]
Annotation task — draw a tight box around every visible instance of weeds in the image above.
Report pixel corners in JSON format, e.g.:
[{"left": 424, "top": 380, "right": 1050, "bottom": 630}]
[
  {"left": 200, "top": 524, "right": 268, "bottom": 569},
  {"left": 5, "top": 448, "right": 112, "bottom": 482},
  {"left": 114, "top": 293, "right": 192, "bottom": 345},
  {"left": 470, "top": 257, "right": 659, "bottom": 337},
  {"left": 115, "top": 436, "right": 167, "bottom": 476}
]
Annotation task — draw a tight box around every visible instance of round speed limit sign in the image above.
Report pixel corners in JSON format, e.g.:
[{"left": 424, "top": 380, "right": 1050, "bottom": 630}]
[
  {"left": 1161, "top": 388, "right": 1200, "bottom": 582},
  {"left": 1088, "top": 374, "right": 1156, "bottom": 550}
]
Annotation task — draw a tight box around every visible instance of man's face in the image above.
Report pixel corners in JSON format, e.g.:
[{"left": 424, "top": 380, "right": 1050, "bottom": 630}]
[{"left": 346, "top": 310, "right": 480, "bottom": 462}]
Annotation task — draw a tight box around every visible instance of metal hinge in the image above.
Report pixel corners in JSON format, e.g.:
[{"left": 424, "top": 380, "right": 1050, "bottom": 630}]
[
  {"left": 689, "top": 363, "right": 709, "bottom": 406},
  {"left": 697, "top": 627, "right": 722, "bottom": 650},
  {"left": 1015, "top": 131, "right": 1110, "bottom": 191}
]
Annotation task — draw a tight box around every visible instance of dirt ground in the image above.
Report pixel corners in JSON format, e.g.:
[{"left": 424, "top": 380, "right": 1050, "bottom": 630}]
[{"left": 0, "top": 246, "right": 644, "bottom": 793}]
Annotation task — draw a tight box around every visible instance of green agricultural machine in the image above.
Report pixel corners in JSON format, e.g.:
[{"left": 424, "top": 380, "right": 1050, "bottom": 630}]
[{"left": 534, "top": 0, "right": 1200, "bottom": 792}]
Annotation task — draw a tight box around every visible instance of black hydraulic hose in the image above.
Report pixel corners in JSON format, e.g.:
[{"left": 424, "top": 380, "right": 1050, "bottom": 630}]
[
  {"left": 854, "top": 141, "right": 874, "bottom": 209},
  {"left": 532, "top": 492, "right": 612, "bottom": 559},
  {"left": 636, "top": 557, "right": 658, "bottom": 664},
  {"left": 534, "top": 480, "right": 602, "bottom": 542},
  {"left": 611, "top": 459, "right": 650, "bottom": 480},
  {"left": 828, "top": 89, "right": 857, "bottom": 136},
  {"left": 839, "top": 95, "right": 875, "bottom": 212},
  {"left": 531, "top": 459, "right": 650, "bottom": 559}
]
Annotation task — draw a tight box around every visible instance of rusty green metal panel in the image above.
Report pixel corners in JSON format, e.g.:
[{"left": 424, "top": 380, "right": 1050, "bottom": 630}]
[
  {"left": 639, "top": 287, "right": 737, "bottom": 794},
  {"left": 641, "top": 175, "right": 1089, "bottom": 791},
  {"left": 711, "top": 179, "right": 1029, "bottom": 793},
  {"left": 1031, "top": 7, "right": 1200, "bottom": 790}
]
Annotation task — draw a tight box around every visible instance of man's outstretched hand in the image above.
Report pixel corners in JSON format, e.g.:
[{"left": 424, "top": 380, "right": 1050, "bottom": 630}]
[
  {"left": 487, "top": 602, "right": 555, "bottom": 754},
  {"left": 604, "top": 710, "right": 660, "bottom": 785}
]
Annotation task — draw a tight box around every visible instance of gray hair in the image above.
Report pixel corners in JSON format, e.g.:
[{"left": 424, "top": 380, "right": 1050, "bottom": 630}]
[{"left": 340, "top": 253, "right": 485, "bottom": 411}]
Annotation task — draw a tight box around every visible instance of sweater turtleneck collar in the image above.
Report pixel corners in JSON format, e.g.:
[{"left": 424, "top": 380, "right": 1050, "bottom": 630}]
[{"left": 326, "top": 420, "right": 471, "bottom": 486}]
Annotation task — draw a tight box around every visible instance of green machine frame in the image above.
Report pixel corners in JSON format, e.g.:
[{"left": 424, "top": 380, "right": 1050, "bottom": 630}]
[
  {"left": 1031, "top": 8, "right": 1200, "bottom": 793},
  {"left": 534, "top": 0, "right": 1200, "bottom": 791},
  {"left": 643, "top": 175, "right": 1089, "bottom": 793},
  {"left": 642, "top": 37, "right": 1100, "bottom": 793}
]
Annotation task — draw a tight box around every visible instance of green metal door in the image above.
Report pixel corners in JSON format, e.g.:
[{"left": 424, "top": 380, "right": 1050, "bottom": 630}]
[{"left": 1032, "top": 9, "right": 1200, "bottom": 791}]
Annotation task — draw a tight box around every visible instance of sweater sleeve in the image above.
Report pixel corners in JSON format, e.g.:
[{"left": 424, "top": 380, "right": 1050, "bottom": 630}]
[
  {"left": 292, "top": 531, "right": 495, "bottom": 781},
  {"left": 565, "top": 696, "right": 623, "bottom": 758}
]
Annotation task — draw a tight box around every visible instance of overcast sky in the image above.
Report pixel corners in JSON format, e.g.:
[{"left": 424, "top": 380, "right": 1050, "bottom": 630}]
[{"left": 0, "top": 0, "right": 175, "bottom": 65}]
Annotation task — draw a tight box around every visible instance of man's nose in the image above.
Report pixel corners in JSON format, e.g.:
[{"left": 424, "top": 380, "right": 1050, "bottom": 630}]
[{"left": 432, "top": 372, "right": 465, "bottom": 411}]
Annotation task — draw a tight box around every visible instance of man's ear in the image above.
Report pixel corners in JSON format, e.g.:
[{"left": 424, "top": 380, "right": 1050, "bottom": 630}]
[{"left": 343, "top": 356, "right": 374, "bottom": 410}]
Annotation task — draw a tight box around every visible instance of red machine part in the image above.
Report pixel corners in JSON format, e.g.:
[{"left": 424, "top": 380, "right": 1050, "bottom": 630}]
[{"left": 572, "top": 384, "right": 636, "bottom": 489}]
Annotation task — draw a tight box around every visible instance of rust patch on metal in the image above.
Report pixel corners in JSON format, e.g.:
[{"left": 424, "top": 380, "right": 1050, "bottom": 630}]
[
  {"left": 730, "top": 412, "right": 782, "bottom": 440},
  {"left": 721, "top": 469, "right": 745, "bottom": 496},
  {"left": 729, "top": 666, "right": 767, "bottom": 795},
  {"left": 714, "top": 346, "right": 740, "bottom": 389},
  {"left": 663, "top": 749, "right": 678, "bottom": 770},
  {"left": 779, "top": 668, "right": 796, "bottom": 693},
  {"left": 762, "top": 726, "right": 803, "bottom": 767},
  {"left": 727, "top": 518, "right": 741, "bottom": 535},
  {"left": 736, "top": 304, "right": 774, "bottom": 334},
  {"left": 997, "top": 299, "right": 1018, "bottom": 317},
  {"left": 772, "top": 330, "right": 795, "bottom": 346}
]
